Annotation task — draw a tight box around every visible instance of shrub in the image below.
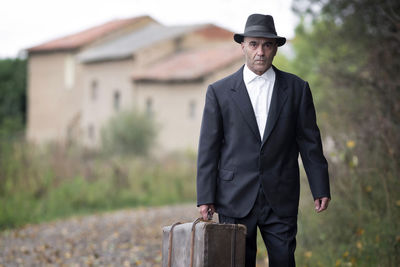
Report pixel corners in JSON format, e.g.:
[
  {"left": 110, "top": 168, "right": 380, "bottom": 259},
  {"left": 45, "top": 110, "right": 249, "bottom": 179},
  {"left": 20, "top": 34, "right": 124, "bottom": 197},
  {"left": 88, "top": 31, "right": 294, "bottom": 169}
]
[{"left": 101, "top": 110, "right": 157, "bottom": 156}]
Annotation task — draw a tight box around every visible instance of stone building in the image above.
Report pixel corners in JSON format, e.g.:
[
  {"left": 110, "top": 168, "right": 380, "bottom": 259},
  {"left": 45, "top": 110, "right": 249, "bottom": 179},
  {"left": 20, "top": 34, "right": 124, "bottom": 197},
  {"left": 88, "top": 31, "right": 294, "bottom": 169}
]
[{"left": 27, "top": 15, "right": 243, "bottom": 151}]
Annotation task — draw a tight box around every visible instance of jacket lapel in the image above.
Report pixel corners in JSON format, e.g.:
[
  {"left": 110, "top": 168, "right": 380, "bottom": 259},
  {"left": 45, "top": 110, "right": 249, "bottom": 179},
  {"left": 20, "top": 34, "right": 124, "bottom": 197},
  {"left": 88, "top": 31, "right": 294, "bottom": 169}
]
[
  {"left": 229, "top": 66, "right": 261, "bottom": 142},
  {"left": 261, "top": 66, "right": 288, "bottom": 147}
]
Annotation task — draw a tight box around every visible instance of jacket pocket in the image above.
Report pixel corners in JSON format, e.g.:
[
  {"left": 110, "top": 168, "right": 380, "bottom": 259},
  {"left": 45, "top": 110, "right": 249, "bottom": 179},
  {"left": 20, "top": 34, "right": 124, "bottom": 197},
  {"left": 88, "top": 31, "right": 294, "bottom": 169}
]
[{"left": 218, "top": 169, "right": 234, "bottom": 181}]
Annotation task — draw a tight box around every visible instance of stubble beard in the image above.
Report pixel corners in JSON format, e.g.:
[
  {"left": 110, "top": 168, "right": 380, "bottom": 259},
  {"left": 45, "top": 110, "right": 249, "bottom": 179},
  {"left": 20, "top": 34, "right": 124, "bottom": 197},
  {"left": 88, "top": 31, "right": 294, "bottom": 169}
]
[{"left": 252, "top": 58, "right": 270, "bottom": 75}]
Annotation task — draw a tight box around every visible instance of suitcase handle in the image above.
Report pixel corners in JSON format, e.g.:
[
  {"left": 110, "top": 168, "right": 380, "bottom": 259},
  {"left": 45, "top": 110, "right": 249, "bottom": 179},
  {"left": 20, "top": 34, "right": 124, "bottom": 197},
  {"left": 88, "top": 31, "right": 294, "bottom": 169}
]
[
  {"left": 190, "top": 217, "right": 216, "bottom": 267},
  {"left": 190, "top": 218, "right": 238, "bottom": 267},
  {"left": 168, "top": 218, "right": 239, "bottom": 267},
  {"left": 167, "top": 222, "right": 182, "bottom": 267},
  {"left": 190, "top": 218, "right": 203, "bottom": 267}
]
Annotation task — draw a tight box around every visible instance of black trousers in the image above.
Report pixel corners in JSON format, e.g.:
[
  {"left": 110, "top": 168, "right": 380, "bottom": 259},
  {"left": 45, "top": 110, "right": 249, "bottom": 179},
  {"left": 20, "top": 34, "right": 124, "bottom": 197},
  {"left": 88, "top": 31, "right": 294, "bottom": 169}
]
[{"left": 219, "top": 187, "right": 297, "bottom": 267}]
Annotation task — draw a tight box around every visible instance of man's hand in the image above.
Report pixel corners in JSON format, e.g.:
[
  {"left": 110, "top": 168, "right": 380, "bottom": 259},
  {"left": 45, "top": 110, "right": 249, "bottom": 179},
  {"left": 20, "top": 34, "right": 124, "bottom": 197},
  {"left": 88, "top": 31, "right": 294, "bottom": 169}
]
[
  {"left": 198, "top": 204, "right": 215, "bottom": 220},
  {"left": 314, "top": 197, "right": 330, "bottom": 213}
]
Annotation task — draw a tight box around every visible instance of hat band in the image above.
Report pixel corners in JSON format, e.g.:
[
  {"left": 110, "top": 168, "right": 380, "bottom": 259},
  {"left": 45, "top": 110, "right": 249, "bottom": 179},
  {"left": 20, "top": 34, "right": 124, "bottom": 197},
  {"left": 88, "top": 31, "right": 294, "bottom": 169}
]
[{"left": 245, "top": 25, "right": 277, "bottom": 35}]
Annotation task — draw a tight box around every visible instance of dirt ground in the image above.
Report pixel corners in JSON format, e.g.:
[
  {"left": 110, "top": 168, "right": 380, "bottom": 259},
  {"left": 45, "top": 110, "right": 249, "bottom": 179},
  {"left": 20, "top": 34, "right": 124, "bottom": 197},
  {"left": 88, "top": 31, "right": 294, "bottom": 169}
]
[
  {"left": 0, "top": 204, "right": 200, "bottom": 267},
  {"left": 0, "top": 204, "right": 268, "bottom": 266}
]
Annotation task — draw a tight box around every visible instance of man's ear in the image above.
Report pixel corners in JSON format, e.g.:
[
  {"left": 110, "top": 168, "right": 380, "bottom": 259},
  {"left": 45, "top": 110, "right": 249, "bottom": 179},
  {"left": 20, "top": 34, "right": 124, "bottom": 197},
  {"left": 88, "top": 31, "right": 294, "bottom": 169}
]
[
  {"left": 241, "top": 42, "right": 245, "bottom": 52},
  {"left": 272, "top": 46, "right": 278, "bottom": 56}
]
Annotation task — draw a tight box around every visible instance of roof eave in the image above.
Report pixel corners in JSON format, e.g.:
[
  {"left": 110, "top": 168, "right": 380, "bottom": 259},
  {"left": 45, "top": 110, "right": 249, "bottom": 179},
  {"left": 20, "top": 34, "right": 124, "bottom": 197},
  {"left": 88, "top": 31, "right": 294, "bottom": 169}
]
[
  {"left": 27, "top": 47, "right": 80, "bottom": 55},
  {"left": 133, "top": 76, "right": 205, "bottom": 84},
  {"left": 80, "top": 54, "right": 133, "bottom": 64}
]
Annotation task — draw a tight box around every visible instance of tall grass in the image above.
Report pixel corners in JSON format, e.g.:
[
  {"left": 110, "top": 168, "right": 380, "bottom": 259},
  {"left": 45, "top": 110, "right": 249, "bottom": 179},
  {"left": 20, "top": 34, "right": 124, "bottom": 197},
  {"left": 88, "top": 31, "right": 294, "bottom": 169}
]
[
  {"left": 0, "top": 140, "right": 196, "bottom": 230},
  {"left": 294, "top": 142, "right": 400, "bottom": 267},
  {"left": 1, "top": 138, "right": 399, "bottom": 266},
  {"left": 253, "top": 140, "right": 400, "bottom": 266}
]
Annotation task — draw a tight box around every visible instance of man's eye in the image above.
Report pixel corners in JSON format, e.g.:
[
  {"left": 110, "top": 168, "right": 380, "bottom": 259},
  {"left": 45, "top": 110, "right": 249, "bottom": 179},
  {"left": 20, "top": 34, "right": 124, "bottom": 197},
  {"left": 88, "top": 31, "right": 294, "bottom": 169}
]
[
  {"left": 263, "top": 42, "right": 273, "bottom": 48},
  {"left": 249, "top": 42, "right": 257, "bottom": 47}
]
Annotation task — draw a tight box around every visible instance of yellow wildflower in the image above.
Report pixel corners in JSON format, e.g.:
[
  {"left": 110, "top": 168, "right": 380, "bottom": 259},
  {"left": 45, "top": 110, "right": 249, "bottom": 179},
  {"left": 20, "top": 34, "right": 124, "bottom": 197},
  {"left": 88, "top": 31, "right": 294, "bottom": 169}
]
[
  {"left": 396, "top": 200, "right": 400, "bottom": 207},
  {"left": 336, "top": 259, "right": 342, "bottom": 266},
  {"left": 356, "top": 228, "right": 365, "bottom": 236},
  {"left": 343, "top": 251, "right": 349, "bottom": 258},
  {"left": 346, "top": 140, "right": 355, "bottom": 149},
  {"left": 356, "top": 241, "right": 362, "bottom": 249},
  {"left": 365, "top": 185, "right": 372, "bottom": 193},
  {"left": 304, "top": 251, "right": 312, "bottom": 258}
]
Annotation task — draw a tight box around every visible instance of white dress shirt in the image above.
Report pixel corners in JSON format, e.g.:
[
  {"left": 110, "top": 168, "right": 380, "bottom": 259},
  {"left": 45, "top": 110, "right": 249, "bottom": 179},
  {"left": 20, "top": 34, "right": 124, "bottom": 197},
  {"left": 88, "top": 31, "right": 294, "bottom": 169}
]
[{"left": 243, "top": 65, "right": 276, "bottom": 138}]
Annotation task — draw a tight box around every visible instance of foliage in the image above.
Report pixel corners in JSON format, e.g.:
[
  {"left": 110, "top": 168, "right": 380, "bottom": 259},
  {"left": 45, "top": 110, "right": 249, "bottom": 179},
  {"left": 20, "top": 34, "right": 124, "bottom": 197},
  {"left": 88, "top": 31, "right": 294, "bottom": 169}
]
[
  {"left": 0, "top": 142, "right": 196, "bottom": 230},
  {"left": 286, "top": 0, "right": 400, "bottom": 266},
  {"left": 101, "top": 110, "right": 157, "bottom": 156},
  {"left": 0, "top": 58, "right": 26, "bottom": 139}
]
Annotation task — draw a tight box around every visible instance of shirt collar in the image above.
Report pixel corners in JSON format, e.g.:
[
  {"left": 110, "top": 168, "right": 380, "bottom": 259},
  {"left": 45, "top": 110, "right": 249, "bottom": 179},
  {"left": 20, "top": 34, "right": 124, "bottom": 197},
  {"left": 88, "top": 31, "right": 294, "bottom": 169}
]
[{"left": 243, "top": 64, "right": 275, "bottom": 84}]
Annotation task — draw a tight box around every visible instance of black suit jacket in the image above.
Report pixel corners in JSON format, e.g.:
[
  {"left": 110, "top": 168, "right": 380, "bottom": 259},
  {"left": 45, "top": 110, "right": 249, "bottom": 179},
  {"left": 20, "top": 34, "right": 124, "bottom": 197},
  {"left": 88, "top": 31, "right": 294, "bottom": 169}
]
[{"left": 196, "top": 65, "right": 330, "bottom": 218}]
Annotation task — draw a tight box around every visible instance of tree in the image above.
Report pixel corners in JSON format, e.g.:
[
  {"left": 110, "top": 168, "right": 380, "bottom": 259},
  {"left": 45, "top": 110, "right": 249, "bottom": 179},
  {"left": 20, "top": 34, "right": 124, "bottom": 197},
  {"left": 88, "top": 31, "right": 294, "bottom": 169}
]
[
  {"left": 292, "top": 0, "right": 399, "bottom": 152},
  {"left": 0, "top": 58, "right": 26, "bottom": 138}
]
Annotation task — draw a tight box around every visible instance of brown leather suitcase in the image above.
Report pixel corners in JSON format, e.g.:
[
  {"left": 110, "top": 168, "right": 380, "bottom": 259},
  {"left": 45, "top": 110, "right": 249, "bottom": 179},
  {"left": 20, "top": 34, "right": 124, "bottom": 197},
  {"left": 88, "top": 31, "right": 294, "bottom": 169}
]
[{"left": 162, "top": 218, "right": 246, "bottom": 267}]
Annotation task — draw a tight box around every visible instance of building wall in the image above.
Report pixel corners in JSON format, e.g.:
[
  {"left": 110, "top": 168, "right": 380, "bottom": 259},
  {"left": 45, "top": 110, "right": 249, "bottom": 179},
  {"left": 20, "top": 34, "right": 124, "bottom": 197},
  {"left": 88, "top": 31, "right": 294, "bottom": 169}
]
[
  {"left": 134, "top": 82, "right": 204, "bottom": 152},
  {"left": 27, "top": 52, "right": 83, "bottom": 143},
  {"left": 133, "top": 59, "right": 244, "bottom": 152},
  {"left": 80, "top": 59, "right": 135, "bottom": 146}
]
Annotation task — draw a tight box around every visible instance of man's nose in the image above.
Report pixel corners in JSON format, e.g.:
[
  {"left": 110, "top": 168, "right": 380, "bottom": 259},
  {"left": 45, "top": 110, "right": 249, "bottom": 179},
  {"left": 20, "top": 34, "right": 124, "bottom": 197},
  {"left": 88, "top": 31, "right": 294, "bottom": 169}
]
[{"left": 256, "top": 45, "right": 265, "bottom": 56}]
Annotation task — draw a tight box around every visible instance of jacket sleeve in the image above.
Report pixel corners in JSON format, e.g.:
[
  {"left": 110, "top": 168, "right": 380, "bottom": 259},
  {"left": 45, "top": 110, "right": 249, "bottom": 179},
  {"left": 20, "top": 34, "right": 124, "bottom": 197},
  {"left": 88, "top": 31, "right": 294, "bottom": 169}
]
[
  {"left": 296, "top": 82, "right": 331, "bottom": 200},
  {"left": 196, "top": 85, "right": 223, "bottom": 206}
]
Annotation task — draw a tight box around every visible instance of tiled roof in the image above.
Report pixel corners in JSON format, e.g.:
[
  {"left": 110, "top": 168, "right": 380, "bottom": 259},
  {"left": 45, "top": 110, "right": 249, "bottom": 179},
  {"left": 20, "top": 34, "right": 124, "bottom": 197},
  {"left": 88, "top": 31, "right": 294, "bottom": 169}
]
[
  {"left": 132, "top": 43, "right": 243, "bottom": 82},
  {"left": 28, "top": 16, "right": 154, "bottom": 53},
  {"left": 77, "top": 23, "right": 234, "bottom": 63},
  {"left": 193, "top": 24, "right": 233, "bottom": 40},
  {"left": 78, "top": 23, "right": 202, "bottom": 63}
]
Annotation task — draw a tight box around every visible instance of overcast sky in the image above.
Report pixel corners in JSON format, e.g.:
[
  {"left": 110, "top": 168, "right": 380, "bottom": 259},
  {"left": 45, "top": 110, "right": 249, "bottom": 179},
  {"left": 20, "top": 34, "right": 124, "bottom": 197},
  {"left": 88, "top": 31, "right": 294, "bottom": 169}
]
[{"left": 0, "top": 0, "right": 298, "bottom": 58}]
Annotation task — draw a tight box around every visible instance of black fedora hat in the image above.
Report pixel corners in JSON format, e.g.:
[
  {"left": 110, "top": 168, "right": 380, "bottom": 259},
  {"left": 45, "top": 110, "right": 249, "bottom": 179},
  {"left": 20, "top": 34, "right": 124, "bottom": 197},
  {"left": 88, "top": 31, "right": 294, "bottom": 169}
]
[{"left": 234, "top": 14, "right": 286, "bottom": 46}]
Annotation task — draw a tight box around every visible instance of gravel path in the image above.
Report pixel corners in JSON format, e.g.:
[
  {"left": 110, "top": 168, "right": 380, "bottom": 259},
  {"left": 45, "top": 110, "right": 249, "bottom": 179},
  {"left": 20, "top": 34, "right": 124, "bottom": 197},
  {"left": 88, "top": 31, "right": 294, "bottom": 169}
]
[{"left": 0, "top": 204, "right": 200, "bottom": 267}]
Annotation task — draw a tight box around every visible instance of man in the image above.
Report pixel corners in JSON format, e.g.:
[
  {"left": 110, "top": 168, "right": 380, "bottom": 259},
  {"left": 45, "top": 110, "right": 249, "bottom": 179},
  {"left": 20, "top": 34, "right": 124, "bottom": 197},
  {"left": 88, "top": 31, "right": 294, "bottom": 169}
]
[{"left": 196, "top": 14, "right": 331, "bottom": 267}]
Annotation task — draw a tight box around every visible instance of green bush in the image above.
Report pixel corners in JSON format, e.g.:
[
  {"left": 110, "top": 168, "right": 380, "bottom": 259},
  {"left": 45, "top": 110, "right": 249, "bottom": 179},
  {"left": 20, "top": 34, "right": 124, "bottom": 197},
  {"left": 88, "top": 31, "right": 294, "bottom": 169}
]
[{"left": 101, "top": 110, "right": 157, "bottom": 156}]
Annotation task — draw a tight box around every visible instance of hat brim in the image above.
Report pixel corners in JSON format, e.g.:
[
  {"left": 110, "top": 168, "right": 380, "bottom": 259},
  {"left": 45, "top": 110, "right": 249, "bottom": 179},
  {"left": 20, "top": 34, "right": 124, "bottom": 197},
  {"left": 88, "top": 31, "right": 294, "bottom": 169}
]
[{"left": 234, "top": 33, "right": 286, "bottom": 46}]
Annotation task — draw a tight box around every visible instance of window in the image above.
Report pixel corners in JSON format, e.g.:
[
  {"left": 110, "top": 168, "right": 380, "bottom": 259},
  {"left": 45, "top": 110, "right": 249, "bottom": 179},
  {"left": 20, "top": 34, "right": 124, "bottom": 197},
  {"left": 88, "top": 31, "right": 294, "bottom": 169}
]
[
  {"left": 114, "top": 90, "right": 120, "bottom": 111},
  {"left": 174, "top": 36, "right": 183, "bottom": 52},
  {"left": 88, "top": 124, "right": 95, "bottom": 140},
  {"left": 189, "top": 100, "right": 196, "bottom": 119},
  {"left": 91, "top": 80, "right": 98, "bottom": 101},
  {"left": 146, "top": 97, "right": 153, "bottom": 116},
  {"left": 64, "top": 54, "right": 75, "bottom": 90}
]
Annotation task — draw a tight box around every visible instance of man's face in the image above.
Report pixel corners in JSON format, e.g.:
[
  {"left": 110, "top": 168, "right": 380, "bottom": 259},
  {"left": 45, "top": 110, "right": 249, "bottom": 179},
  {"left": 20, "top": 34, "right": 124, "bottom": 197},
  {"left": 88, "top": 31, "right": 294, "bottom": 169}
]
[{"left": 241, "top": 37, "right": 277, "bottom": 75}]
